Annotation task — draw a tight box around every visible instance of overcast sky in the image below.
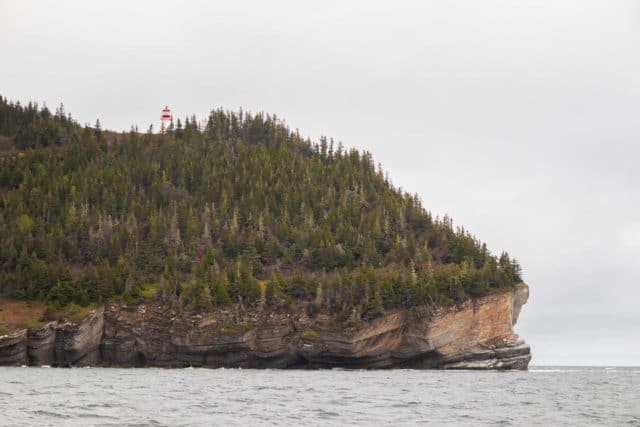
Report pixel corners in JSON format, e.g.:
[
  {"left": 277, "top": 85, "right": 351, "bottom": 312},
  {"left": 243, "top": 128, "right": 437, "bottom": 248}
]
[{"left": 1, "top": 0, "right": 638, "bottom": 365}]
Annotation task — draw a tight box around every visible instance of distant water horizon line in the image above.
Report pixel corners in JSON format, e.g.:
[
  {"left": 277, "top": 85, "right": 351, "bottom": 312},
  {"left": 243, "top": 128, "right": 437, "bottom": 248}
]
[
  {"left": 530, "top": 364, "right": 640, "bottom": 369},
  {"left": 2, "top": 364, "right": 639, "bottom": 370}
]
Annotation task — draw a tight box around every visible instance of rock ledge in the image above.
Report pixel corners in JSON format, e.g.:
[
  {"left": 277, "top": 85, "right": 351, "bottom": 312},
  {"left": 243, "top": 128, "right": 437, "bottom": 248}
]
[{"left": 0, "top": 284, "right": 530, "bottom": 369}]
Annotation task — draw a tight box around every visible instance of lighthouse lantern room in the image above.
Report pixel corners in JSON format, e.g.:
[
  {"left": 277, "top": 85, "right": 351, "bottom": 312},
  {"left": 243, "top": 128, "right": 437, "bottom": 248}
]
[{"left": 161, "top": 106, "right": 172, "bottom": 133}]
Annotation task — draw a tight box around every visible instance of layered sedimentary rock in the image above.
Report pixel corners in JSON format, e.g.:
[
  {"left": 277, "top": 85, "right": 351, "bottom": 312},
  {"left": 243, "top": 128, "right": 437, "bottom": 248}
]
[
  {"left": 0, "top": 284, "right": 530, "bottom": 369},
  {"left": 53, "top": 308, "right": 104, "bottom": 366},
  {"left": 0, "top": 308, "right": 104, "bottom": 367},
  {"left": 0, "top": 329, "right": 27, "bottom": 365},
  {"left": 26, "top": 323, "right": 56, "bottom": 365}
]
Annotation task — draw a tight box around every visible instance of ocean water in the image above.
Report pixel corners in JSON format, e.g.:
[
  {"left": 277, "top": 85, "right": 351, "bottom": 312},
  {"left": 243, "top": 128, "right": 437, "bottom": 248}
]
[{"left": 0, "top": 366, "right": 638, "bottom": 426}]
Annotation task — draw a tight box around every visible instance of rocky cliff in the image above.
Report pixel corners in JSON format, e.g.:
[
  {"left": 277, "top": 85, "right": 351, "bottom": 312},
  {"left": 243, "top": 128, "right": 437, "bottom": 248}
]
[{"left": 0, "top": 283, "right": 530, "bottom": 369}]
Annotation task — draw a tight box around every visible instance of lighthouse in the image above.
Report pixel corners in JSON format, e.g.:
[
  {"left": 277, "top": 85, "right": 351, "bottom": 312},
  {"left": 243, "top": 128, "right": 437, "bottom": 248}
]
[{"left": 161, "top": 106, "right": 172, "bottom": 133}]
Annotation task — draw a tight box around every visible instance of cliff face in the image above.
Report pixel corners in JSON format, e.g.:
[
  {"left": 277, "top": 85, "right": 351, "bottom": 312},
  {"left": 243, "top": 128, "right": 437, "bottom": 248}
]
[
  {"left": 0, "top": 284, "right": 530, "bottom": 369},
  {"left": 0, "top": 308, "right": 104, "bottom": 367}
]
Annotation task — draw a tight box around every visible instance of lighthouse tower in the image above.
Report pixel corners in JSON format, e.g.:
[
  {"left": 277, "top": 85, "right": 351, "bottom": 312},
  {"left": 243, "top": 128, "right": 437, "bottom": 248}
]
[{"left": 160, "top": 106, "right": 172, "bottom": 133}]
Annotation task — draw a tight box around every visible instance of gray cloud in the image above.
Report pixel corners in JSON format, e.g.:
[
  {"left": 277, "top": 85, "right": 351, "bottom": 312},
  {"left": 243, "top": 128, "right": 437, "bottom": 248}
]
[{"left": 1, "top": 0, "right": 638, "bottom": 365}]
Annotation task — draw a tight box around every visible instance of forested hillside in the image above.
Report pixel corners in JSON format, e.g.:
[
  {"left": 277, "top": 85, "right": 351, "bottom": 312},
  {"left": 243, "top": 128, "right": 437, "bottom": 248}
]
[{"left": 0, "top": 96, "right": 522, "bottom": 320}]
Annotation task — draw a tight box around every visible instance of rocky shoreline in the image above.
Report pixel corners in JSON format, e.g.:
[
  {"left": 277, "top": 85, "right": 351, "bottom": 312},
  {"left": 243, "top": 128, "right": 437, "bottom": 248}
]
[{"left": 0, "top": 284, "right": 530, "bottom": 369}]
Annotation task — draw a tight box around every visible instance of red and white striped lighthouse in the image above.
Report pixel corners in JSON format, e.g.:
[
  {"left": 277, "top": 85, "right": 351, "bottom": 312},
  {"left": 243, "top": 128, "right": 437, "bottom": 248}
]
[{"left": 160, "top": 106, "right": 172, "bottom": 133}]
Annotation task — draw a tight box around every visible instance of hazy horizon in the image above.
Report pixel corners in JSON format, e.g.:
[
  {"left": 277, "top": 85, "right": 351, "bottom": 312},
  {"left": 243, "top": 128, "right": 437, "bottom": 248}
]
[{"left": 2, "top": 0, "right": 639, "bottom": 366}]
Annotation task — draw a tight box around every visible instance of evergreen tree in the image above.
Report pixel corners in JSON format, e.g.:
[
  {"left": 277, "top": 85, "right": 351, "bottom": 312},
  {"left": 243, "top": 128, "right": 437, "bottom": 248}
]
[{"left": 0, "top": 96, "right": 523, "bottom": 315}]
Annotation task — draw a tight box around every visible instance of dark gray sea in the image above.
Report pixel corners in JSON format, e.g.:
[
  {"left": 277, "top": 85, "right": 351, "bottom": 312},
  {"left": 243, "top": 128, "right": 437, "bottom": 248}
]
[{"left": 0, "top": 366, "right": 638, "bottom": 426}]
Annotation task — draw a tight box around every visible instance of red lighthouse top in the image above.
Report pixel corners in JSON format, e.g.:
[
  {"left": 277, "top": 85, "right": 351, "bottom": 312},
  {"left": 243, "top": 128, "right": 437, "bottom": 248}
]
[{"left": 161, "top": 106, "right": 171, "bottom": 120}]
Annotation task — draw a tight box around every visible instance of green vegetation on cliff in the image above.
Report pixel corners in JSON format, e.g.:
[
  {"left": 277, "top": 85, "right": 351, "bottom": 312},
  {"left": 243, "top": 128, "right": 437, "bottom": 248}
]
[{"left": 0, "top": 96, "right": 522, "bottom": 320}]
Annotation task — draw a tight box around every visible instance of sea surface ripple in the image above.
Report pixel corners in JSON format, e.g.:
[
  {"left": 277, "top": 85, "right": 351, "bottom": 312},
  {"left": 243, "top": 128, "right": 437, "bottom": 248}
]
[{"left": 0, "top": 366, "right": 638, "bottom": 426}]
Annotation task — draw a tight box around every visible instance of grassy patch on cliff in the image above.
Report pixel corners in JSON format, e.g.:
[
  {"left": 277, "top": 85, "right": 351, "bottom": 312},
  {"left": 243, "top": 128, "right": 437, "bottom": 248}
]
[
  {"left": 0, "top": 294, "right": 99, "bottom": 329},
  {"left": 138, "top": 283, "right": 159, "bottom": 299},
  {"left": 0, "top": 295, "right": 46, "bottom": 333},
  {"left": 46, "top": 303, "right": 98, "bottom": 324},
  {"left": 218, "top": 320, "right": 253, "bottom": 334},
  {"left": 302, "top": 328, "right": 320, "bottom": 338}
]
